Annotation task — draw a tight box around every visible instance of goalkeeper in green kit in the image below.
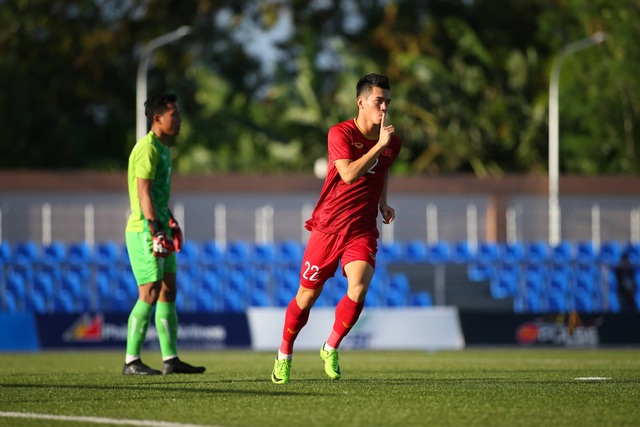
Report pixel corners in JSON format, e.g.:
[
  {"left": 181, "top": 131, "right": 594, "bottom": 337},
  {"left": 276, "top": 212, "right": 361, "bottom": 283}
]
[{"left": 122, "top": 94, "right": 205, "bottom": 375}]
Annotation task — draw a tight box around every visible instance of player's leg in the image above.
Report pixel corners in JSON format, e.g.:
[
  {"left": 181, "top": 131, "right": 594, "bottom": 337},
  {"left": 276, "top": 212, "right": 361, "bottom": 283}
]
[
  {"left": 272, "top": 230, "right": 339, "bottom": 384},
  {"left": 156, "top": 256, "right": 205, "bottom": 374},
  {"left": 320, "top": 234, "right": 376, "bottom": 379},
  {"left": 123, "top": 231, "right": 162, "bottom": 375}
]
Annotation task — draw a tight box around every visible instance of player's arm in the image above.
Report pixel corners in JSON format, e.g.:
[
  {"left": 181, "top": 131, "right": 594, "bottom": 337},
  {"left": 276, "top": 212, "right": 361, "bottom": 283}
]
[
  {"left": 379, "top": 174, "right": 395, "bottom": 224},
  {"left": 334, "top": 113, "right": 395, "bottom": 184},
  {"left": 137, "top": 178, "right": 158, "bottom": 223},
  {"left": 138, "top": 177, "right": 174, "bottom": 257}
]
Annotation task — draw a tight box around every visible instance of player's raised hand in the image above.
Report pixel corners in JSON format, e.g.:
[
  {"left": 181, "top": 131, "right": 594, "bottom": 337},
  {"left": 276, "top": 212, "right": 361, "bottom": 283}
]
[{"left": 379, "top": 112, "right": 395, "bottom": 147}]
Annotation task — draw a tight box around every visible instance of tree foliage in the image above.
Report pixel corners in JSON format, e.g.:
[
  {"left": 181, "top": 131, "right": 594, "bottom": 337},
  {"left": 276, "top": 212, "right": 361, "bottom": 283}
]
[{"left": 0, "top": 0, "right": 638, "bottom": 175}]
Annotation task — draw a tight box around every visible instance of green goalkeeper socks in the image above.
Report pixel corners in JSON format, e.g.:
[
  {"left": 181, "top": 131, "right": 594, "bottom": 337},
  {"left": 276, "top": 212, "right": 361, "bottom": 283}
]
[
  {"left": 125, "top": 300, "right": 153, "bottom": 358},
  {"left": 155, "top": 301, "right": 179, "bottom": 359}
]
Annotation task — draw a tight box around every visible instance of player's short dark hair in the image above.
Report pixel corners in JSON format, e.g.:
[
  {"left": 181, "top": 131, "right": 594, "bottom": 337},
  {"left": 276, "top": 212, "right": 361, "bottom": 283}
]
[
  {"left": 356, "top": 74, "right": 390, "bottom": 98},
  {"left": 144, "top": 94, "right": 178, "bottom": 123}
]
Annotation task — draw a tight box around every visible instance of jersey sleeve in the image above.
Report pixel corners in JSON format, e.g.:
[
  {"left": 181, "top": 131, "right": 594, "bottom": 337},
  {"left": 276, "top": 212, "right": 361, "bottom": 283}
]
[
  {"left": 133, "top": 142, "right": 158, "bottom": 180},
  {"left": 327, "top": 125, "right": 353, "bottom": 163}
]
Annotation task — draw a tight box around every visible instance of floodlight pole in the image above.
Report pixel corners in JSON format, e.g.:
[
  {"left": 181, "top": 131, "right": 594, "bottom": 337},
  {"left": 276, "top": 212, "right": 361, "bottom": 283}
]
[
  {"left": 548, "top": 32, "right": 606, "bottom": 246},
  {"left": 136, "top": 26, "right": 192, "bottom": 141}
]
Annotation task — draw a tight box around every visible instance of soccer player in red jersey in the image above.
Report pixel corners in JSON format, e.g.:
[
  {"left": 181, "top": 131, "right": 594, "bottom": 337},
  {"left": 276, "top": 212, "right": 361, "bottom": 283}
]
[{"left": 271, "top": 73, "right": 401, "bottom": 384}]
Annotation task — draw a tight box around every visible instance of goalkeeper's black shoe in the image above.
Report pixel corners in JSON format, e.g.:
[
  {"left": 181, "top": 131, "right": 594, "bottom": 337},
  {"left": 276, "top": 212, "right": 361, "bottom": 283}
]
[
  {"left": 162, "top": 357, "right": 206, "bottom": 375},
  {"left": 122, "top": 359, "right": 161, "bottom": 375}
]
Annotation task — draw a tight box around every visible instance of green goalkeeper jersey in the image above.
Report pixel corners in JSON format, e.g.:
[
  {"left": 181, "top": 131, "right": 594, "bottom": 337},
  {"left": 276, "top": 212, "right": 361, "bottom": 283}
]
[{"left": 126, "top": 131, "right": 172, "bottom": 233}]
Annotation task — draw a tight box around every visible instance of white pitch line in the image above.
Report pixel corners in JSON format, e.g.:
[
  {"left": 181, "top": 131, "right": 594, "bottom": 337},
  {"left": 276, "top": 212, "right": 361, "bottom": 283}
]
[
  {"left": 0, "top": 412, "right": 223, "bottom": 427},
  {"left": 574, "top": 377, "right": 611, "bottom": 381}
]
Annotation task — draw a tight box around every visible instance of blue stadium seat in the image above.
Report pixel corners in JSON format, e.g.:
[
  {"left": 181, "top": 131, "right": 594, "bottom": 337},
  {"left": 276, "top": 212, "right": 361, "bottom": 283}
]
[
  {"left": 275, "top": 287, "right": 293, "bottom": 307},
  {"left": 513, "top": 291, "right": 542, "bottom": 313},
  {"left": 0, "top": 240, "right": 11, "bottom": 264},
  {"left": 7, "top": 263, "right": 35, "bottom": 289},
  {"left": 451, "top": 241, "right": 474, "bottom": 264},
  {"left": 175, "top": 292, "right": 190, "bottom": 312},
  {"left": 523, "top": 265, "right": 546, "bottom": 296},
  {"left": 33, "top": 271, "right": 56, "bottom": 299},
  {"left": 223, "top": 289, "right": 246, "bottom": 312},
  {"left": 575, "top": 241, "right": 597, "bottom": 265},
  {"left": 548, "top": 266, "right": 571, "bottom": 296},
  {"left": 95, "top": 270, "right": 112, "bottom": 299},
  {"left": 313, "top": 290, "right": 332, "bottom": 308},
  {"left": 117, "top": 270, "right": 138, "bottom": 300},
  {"left": 525, "top": 240, "right": 549, "bottom": 265},
  {"left": 412, "top": 291, "right": 433, "bottom": 307},
  {"left": 226, "top": 240, "right": 251, "bottom": 265},
  {"left": 546, "top": 290, "right": 568, "bottom": 313},
  {"left": 377, "top": 241, "right": 403, "bottom": 264},
  {"left": 281, "top": 270, "right": 301, "bottom": 294},
  {"left": 6, "top": 271, "right": 27, "bottom": 301},
  {"left": 404, "top": 240, "right": 428, "bottom": 263},
  {"left": 107, "top": 289, "right": 131, "bottom": 312},
  {"left": 200, "top": 271, "right": 223, "bottom": 297},
  {"left": 25, "top": 289, "right": 47, "bottom": 313},
  {"left": 467, "top": 260, "right": 495, "bottom": 282},
  {"left": 607, "top": 291, "right": 621, "bottom": 313},
  {"left": 363, "top": 288, "right": 383, "bottom": 308},
  {"left": 226, "top": 270, "right": 250, "bottom": 295},
  {"left": 12, "top": 240, "right": 40, "bottom": 265},
  {"left": 41, "top": 241, "right": 67, "bottom": 266},
  {"left": 61, "top": 270, "right": 84, "bottom": 299},
  {"left": 625, "top": 242, "right": 640, "bottom": 266},
  {"left": 427, "top": 241, "right": 451, "bottom": 264},
  {"left": 500, "top": 242, "right": 524, "bottom": 265},
  {"left": 195, "top": 289, "right": 219, "bottom": 312},
  {"left": 388, "top": 272, "right": 410, "bottom": 294},
  {"left": 574, "top": 266, "right": 599, "bottom": 295},
  {"left": 385, "top": 289, "right": 409, "bottom": 307},
  {"left": 550, "top": 240, "right": 573, "bottom": 265},
  {"left": 276, "top": 240, "right": 304, "bottom": 266},
  {"left": 119, "top": 242, "right": 131, "bottom": 267},
  {"left": 573, "top": 289, "right": 594, "bottom": 313},
  {"left": 67, "top": 241, "right": 93, "bottom": 265},
  {"left": 54, "top": 290, "right": 76, "bottom": 313},
  {"left": 3, "top": 292, "right": 19, "bottom": 313},
  {"left": 250, "top": 289, "right": 270, "bottom": 307},
  {"left": 252, "top": 267, "right": 272, "bottom": 293},
  {"left": 94, "top": 241, "right": 120, "bottom": 266},
  {"left": 490, "top": 264, "right": 519, "bottom": 299},
  {"left": 369, "top": 273, "right": 387, "bottom": 294},
  {"left": 598, "top": 241, "right": 622, "bottom": 266},
  {"left": 252, "top": 243, "right": 276, "bottom": 265},
  {"left": 177, "top": 240, "right": 199, "bottom": 264},
  {"left": 476, "top": 242, "right": 499, "bottom": 264},
  {"left": 199, "top": 241, "right": 225, "bottom": 266}
]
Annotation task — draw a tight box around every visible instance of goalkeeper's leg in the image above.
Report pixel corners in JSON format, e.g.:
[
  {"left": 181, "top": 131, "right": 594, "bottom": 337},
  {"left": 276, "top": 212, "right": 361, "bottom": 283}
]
[{"left": 156, "top": 271, "right": 205, "bottom": 374}]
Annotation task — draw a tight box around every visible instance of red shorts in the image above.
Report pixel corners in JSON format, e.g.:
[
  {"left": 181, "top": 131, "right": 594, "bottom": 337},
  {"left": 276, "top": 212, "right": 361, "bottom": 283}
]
[{"left": 299, "top": 230, "right": 378, "bottom": 289}]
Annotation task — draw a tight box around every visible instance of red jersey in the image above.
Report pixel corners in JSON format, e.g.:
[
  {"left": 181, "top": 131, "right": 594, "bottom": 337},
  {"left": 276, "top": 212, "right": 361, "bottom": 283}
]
[{"left": 305, "top": 118, "right": 402, "bottom": 237}]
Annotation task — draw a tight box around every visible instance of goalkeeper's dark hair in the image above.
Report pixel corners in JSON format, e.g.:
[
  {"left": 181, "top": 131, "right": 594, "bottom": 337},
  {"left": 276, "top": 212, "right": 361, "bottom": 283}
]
[
  {"left": 356, "top": 74, "right": 390, "bottom": 98},
  {"left": 144, "top": 93, "right": 178, "bottom": 124}
]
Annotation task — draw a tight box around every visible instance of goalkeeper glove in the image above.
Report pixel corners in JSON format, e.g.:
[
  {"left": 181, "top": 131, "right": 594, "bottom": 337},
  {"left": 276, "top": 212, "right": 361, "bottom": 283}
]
[
  {"left": 148, "top": 219, "right": 175, "bottom": 258},
  {"left": 168, "top": 210, "right": 184, "bottom": 252}
]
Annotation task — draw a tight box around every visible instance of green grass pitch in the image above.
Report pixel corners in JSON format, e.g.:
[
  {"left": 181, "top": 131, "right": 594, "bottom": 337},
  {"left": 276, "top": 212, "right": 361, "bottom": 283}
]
[{"left": 0, "top": 348, "right": 639, "bottom": 427}]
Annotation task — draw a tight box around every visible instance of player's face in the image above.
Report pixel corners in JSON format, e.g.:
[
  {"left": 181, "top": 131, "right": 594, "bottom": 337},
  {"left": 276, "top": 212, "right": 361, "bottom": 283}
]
[
  {"left": 157, "top": 103, "right": 182, "bottom": 137},
  {"left": 361, "top": 86, "right": 391, "bottom": 125}
]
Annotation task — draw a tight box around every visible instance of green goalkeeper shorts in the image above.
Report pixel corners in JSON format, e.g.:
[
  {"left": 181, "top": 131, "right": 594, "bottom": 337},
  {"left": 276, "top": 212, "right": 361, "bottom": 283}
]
[{"left": 125, "top": 231, "right": 177, "bottom": 285}]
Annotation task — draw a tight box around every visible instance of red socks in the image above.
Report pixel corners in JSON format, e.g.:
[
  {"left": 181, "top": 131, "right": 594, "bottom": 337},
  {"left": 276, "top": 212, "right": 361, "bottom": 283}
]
[
  {"left": 326, "top": 295, "right": 364, "bottom": 349},
  {"left": 279, "top": 294, "right": 365, "bottom": 354},
  {"left": 279, "top": 298, "right": 310, "bottom": 355}
]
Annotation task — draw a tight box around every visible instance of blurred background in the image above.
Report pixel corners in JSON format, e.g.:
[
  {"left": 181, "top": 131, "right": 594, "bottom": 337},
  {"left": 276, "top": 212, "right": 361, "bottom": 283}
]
[{"left": 1, "top": 0, "right": 639, "bottom": 323}]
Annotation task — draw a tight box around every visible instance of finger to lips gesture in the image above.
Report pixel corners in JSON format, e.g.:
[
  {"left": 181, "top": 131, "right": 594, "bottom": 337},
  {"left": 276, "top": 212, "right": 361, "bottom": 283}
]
[{"left": 380, "top": 112, "right": 395, "bottom": 145}]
